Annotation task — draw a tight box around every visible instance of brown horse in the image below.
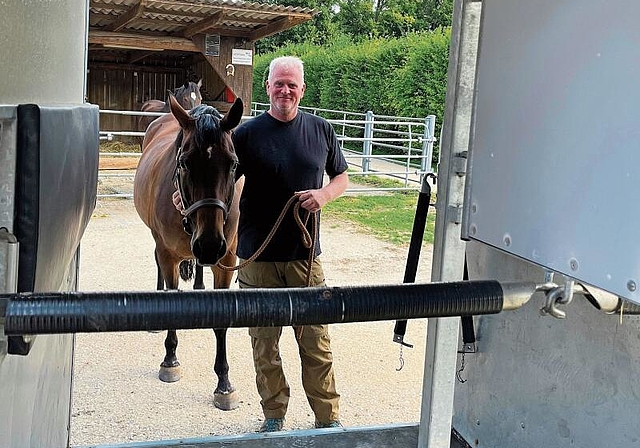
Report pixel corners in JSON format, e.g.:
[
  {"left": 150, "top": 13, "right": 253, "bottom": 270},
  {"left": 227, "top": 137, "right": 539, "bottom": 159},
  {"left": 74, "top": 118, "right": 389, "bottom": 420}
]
[
  {"left": 137, "top": 80, "right": 203, "bottom": 149},
  {"left": 134, "top": 94, "right": 244, "bottom": 411}
]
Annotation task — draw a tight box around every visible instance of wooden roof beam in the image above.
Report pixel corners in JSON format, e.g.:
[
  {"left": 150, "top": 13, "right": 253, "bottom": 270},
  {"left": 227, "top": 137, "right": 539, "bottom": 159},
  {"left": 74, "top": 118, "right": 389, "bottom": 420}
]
[
  {"left": 105, "top": 0, "right": 148, "bottom": 32},
  {"left": 181, "top": 11, "right": 224, "bottom": 38},
  {"left": 90, "top": 31, "right": 200, "bottom": 52},
  {"left": 89, "top": 62, "right": 185, "bottom": 74},
  {"left": 188, "top": 27, "right": 252, "bottom": 39},
  {"left": 128, "top": 50, "right": 157, "bottom": 64},
  {"left": 250, "top": 16, "right": 307, "bottom": 41}
]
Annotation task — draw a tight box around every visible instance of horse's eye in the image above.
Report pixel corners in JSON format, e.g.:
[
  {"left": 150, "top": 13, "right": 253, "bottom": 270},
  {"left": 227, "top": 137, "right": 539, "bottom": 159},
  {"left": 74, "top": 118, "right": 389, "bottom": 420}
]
[{"left": 231, "top": 161, "right": 239, "bottom": 173}]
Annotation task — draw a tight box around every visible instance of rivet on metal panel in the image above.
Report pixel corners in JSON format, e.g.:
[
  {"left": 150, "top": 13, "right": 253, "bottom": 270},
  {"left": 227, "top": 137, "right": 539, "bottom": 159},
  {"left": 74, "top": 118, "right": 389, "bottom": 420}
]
[
  {"left": 469, "top": 224, "right": 477, "bottom": 236},
  {"left": 569, "top": 258, "right": 579, "bottom": 271},
  {"left": 627, "top": 280, "right": 637, "bottom": 292},
  {"left": 503, "top": 234, "right": 511, "bottom": 247}
]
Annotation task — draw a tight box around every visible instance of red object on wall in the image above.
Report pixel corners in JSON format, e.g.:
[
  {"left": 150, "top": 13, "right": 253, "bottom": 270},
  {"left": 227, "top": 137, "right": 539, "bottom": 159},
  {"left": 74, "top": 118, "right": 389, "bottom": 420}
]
[{"left": 225, "top": 87, "right": 236, "bottom": 103}]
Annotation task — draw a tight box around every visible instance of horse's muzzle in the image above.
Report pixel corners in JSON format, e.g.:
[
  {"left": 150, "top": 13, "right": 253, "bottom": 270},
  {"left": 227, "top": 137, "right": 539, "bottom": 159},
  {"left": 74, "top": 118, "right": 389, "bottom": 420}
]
[{"left": 191, "top": 235, "right": 227, "bottom": 266}]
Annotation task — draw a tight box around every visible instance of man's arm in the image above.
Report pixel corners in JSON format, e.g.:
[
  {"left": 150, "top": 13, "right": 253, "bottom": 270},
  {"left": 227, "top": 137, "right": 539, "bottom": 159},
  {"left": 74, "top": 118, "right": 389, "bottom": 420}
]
[{"left": 298, "top": 171, "right": 348, "bottom": 213}]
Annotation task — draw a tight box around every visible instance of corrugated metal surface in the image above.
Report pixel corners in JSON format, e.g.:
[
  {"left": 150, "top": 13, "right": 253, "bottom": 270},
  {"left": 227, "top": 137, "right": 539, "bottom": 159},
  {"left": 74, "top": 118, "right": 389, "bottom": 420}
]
[{"left": 89, "top": 0, "right": 316, "bottom": 36}]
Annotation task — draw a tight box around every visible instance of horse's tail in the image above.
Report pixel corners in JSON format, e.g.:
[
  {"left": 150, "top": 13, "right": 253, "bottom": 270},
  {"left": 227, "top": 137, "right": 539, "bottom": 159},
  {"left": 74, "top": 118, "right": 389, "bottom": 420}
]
[{"left": 179, "top": 260, "right": 194, "bottom": 281}]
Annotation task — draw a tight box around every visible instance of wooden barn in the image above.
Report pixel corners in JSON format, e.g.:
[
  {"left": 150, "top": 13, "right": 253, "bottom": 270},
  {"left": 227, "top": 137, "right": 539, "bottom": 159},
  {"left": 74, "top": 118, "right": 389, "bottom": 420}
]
[{"left": 87, "top": 0, "right": 316, "bottom": 133}]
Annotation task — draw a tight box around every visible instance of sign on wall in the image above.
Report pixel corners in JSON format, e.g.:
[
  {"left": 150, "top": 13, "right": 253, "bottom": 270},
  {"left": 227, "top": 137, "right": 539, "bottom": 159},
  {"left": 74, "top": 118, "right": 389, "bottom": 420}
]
[{"left": 231, "top": 49, "right": 252, "bottom": 66}]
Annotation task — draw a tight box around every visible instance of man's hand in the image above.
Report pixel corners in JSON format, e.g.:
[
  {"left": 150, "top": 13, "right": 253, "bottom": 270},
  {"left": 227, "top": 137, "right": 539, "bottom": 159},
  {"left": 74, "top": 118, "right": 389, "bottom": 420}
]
[
  {"left": 297, "top": 189, "right": 328, "bottom": 213},
  {"left": 172, "top": 190, "right": 186, "bottom": 215},
  {"left": 297, "top": 171, "right": 348, "bottom": 213}
]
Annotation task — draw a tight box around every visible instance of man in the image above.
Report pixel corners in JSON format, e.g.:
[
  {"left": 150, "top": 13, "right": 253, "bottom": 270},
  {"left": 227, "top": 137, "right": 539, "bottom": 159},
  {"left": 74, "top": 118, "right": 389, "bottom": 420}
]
[
  {"left": 234, "top": 56, "right": 348, "bottom": 432},
  {"left": 174, "top": 56, "right": 348, "bottom": 432}
]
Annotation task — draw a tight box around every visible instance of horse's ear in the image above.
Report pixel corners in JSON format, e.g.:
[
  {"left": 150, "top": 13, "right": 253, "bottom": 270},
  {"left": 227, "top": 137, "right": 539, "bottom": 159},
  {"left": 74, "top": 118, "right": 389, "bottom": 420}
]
[
  {"left": 221, "top": 98, "right": 243, "bottom": 132},
  {"left": 197, "top": 79, "right": 202, "bottom": 88},
  {"left": 169, "top": 94, "right": 193, "bottom": 129}
]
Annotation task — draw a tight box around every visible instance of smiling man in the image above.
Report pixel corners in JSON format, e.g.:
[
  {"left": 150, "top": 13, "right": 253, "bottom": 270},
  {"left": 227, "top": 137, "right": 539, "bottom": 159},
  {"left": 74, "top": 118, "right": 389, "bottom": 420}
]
[{"left": 232, "top": 56, "right": 349, "bottom": 432}]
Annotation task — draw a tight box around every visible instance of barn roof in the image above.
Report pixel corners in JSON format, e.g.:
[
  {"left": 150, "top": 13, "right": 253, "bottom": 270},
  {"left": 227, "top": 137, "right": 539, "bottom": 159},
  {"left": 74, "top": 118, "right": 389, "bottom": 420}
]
[{"left": 89, "top": 0, "right": 318, "bottom": 53}]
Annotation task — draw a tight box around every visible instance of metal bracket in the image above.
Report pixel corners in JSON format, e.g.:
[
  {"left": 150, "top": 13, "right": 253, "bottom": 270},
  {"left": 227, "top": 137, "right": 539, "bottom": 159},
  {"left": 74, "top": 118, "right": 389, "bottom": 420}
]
[
  {"left": 0, "top": 229, "right": 19, "bottom": 359},
  {"left": 447, "top": 205, "right": 463, "bottom": 224},
  {"left": 393, "top": 333, "right": 414, "bottom": 348},
  {"left": 459, "top": 342, "right": 476, "bottom": 354},
  {"left": 452, "top": 151, "right": 468, "bottom": 176}
]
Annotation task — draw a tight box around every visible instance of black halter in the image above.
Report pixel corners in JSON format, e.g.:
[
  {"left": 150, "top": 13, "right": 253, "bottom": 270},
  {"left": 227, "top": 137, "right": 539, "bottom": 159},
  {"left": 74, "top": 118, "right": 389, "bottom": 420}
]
[{"left": 174, "top": 144, "right": 233, "bottom": 235}]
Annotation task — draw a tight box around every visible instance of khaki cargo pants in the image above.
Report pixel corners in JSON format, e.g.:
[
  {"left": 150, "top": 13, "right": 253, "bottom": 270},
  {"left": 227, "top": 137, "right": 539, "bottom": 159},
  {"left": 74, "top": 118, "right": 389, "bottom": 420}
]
[{"left": 238, "top": 258, "right": 340, "bottom": 424}]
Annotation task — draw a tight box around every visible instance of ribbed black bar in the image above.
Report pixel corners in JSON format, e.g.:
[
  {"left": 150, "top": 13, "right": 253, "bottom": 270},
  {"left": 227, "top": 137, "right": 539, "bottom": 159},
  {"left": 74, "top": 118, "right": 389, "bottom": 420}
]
[{"left": 2, "top": 281, "right": 504, "bottom": 335}]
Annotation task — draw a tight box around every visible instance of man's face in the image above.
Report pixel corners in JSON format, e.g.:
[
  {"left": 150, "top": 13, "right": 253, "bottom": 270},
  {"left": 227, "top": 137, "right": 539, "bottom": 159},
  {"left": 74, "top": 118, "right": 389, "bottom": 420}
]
[{"left": 266, "top": 64, "right": 305, "bottom": 120}]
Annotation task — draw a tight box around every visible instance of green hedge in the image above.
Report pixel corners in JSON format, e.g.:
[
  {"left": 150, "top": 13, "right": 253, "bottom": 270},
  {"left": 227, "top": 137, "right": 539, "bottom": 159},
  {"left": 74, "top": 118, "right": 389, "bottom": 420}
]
[{"left": 252, "top": 30, "right": 450, "bottom": 163}]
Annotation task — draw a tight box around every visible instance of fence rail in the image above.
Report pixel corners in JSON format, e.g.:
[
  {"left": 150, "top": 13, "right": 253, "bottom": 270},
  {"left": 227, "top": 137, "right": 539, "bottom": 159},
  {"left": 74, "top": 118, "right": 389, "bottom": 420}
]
[{"left": 98, "top": 103, "right": 437, "bottom": 198}]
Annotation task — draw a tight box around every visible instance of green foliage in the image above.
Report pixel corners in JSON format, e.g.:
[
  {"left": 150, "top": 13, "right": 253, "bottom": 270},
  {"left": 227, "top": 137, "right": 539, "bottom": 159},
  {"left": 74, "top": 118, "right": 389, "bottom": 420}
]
[
  {"left": 323, "top": 192, "right": 436, "bottom": 245},
  {"left": 334, "top": 0, "right": 376, "bottom": 40},
  {"left": 390, "top": 29, "right": 451, "bottom": 163},
  {"left": 254, "top": 0, "right": 453, "bottom": 51},
  {"left": 255, "top": 0, "right": 339, "bottom": 54},
  {"left": 334, "top": 0, "right": 453, "bottom": 40}
]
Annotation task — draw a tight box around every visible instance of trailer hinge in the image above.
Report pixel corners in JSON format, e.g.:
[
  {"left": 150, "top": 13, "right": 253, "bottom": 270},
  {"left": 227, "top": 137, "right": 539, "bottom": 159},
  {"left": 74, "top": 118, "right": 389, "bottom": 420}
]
[
  {"left": 447, "top": 205, "right": 464, "bottom": 224},
  {"left": 452, "top": 151, "right": 468, "bottom": 176}
]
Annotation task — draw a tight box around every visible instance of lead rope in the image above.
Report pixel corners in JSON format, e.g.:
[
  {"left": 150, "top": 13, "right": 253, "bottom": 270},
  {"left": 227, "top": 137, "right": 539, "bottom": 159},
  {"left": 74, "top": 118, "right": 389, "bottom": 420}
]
[
  {"left": 216, "top": 194, "right": 317, "bottom": 341},
  {"left": 216, "top": 193, "right": 318, "bottom": 288}
]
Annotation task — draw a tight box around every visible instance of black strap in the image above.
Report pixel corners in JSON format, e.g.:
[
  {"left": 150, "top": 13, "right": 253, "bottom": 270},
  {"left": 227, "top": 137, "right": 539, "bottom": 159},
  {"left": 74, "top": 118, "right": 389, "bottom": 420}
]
[{"left": 461, "top": 254, "right": 476, "bottom": 347}]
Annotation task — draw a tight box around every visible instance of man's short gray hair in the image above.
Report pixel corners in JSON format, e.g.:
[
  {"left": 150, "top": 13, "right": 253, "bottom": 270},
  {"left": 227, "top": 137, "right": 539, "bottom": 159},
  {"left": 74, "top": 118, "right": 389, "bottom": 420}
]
[{"left": 268, "top": 56, "right": 305, "bottom": 83}]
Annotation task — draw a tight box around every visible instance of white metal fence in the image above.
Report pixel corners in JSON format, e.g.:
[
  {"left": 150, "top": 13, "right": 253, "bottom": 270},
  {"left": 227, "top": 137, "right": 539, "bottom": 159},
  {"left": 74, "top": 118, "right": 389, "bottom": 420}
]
[{"left": 98, "top": 103, "right": 437, "bottom": 198}]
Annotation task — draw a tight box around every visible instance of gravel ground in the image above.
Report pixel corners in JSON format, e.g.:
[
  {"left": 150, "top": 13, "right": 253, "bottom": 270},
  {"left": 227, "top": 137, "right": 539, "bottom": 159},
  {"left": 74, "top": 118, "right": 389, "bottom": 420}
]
[{"left": 71, "top": 199, "right": 433, "bottom": 446}]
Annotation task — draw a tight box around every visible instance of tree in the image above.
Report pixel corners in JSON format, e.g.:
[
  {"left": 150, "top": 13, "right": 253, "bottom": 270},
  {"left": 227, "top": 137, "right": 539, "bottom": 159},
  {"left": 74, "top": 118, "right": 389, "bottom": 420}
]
[
  {"left": 333, "top": 0, "right": 453, "bottom": 41},
  {"left": 254, "top": 0, "right": 339, "bottom": 54},
  {"left": 334, "top": 0, "right": 376, "bottom": 40}
]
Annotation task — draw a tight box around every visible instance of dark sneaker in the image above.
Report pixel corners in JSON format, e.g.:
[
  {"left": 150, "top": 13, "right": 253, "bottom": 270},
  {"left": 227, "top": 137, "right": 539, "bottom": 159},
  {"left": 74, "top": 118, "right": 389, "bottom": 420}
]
[
  {"left": 259, "top": 418, "right": 285, "bottom": 432},
  {"left": 315, "top": 420, "right": 343, "bottom": 429}
]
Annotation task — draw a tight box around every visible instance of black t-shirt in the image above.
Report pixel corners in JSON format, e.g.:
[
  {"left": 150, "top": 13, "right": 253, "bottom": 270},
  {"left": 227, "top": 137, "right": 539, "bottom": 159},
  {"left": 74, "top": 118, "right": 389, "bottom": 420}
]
[{"left": 233, "top": 111, "right": 348, "bottom": 261}]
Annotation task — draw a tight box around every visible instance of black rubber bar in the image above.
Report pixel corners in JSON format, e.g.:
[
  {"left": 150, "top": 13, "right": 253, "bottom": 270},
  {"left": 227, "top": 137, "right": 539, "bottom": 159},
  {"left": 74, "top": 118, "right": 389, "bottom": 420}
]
[{"left": 2, "top": 281, "right": 504, "bottom": 335}]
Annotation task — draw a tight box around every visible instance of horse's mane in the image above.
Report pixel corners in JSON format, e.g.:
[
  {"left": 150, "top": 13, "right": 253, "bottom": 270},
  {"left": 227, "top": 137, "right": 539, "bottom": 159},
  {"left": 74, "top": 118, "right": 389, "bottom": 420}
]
[
  {"left": 174, "top": 105, "right": 225, "bottom": 151},
  {"left": 191, "top": 105, "right": 224, "bottom": 149}
]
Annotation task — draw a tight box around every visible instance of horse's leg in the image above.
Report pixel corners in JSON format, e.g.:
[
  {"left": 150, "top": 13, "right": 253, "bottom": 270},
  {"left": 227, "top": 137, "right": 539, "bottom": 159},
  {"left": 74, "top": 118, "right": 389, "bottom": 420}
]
[
  {"left": 146, "top": 250, "right": 165, "bottom": 334},
  {"left": 154, "top": 249, "right": 165, "bottom": 290},
  {"left": 194, "top": 264, "right": 204, "bottom": 290},
  {"left": 210, "top": 250, "right": 239, "bottom": 411},
  {"left": 155, "top": 246, "right": 182, "bottom": 383}
]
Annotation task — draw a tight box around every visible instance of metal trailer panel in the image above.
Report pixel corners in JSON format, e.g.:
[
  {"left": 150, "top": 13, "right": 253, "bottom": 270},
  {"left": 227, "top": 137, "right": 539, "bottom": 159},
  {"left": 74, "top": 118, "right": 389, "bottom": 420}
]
[
  {"left": 462, "top": 0, "right": 640, "bottom": 303},
  {"left": 0, "top": 335, "right": 75, "bottom": 447},
  {"left": 0, "top": 1, "right": 87, "bottom": 104},
  {"left": 0, "top": 2, "right": 91, "bottom": 446},
  {"left": 0, "top": 106, "right": 77, "bottom": 447},
  {"left": 454, "top": 242, "right": 640, "bottom": 447},
  {"left": 0, "top": 103, "right": 98, "bottom": 448},
  {"left": 74, "top": 424, "right": 420, "bottom": 448}
]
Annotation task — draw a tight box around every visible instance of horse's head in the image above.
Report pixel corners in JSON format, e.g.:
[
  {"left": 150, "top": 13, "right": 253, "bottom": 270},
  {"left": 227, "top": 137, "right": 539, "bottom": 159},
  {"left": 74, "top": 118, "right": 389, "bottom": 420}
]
[
  {"left": 170, "top": 95, "right": 243, "bottom": 265},
  {"left": 173, "top": 79, "right": 203, "bottom": 110}
]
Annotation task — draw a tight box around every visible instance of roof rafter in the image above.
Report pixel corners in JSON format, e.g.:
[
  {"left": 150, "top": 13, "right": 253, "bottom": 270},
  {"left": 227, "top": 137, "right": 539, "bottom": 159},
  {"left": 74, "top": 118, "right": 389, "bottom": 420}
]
[{"left": 105, "top": 0, "right": 148, "bottom": 32}]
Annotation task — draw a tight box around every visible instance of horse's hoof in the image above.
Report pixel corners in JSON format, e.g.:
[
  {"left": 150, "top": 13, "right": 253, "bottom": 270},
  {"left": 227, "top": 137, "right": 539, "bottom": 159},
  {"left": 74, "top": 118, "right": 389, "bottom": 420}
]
[
  {"left": 214, "top": 390, "right": 239, "bottom": 411},
  {"left": 159, "top": 366, "right": 181, "bottom": 383}
]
